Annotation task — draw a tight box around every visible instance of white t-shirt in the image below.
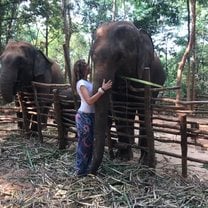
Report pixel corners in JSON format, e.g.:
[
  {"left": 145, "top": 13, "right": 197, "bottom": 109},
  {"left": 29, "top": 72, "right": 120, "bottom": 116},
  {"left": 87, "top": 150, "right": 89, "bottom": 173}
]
[{"left": 76, "top": 79, "right": 95, "bottom": 113}]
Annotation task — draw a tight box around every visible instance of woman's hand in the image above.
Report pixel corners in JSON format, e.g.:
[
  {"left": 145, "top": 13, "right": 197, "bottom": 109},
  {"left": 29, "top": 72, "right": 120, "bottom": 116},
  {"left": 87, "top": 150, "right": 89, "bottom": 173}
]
[
  {"left": 101, "top": 79, "right": 112, "bottom": 91},
  {"left": 80, "top": 79, "right": 112, "bottom": 105}
]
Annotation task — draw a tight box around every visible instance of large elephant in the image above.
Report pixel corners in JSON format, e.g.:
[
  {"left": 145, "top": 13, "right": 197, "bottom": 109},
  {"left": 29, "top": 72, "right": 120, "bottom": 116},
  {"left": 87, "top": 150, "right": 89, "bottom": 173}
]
[
  {"left": 0, "top": 40, "right": 64, "bottom": 131},
  {"left": 90, "top": 21, "right": 166, "bottom": 174}
]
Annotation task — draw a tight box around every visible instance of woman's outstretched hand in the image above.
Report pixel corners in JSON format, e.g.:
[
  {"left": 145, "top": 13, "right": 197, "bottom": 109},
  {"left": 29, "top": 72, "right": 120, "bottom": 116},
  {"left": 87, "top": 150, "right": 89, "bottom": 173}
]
[{"left": 101, "top": 79, "right": 112, "bottom": 91}]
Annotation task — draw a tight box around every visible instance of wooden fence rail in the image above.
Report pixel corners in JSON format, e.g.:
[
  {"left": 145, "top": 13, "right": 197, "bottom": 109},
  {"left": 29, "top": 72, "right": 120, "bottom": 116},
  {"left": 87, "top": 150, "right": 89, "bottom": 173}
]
[{"left": 1, "top": 79, "right": 208, "bottom": 178}]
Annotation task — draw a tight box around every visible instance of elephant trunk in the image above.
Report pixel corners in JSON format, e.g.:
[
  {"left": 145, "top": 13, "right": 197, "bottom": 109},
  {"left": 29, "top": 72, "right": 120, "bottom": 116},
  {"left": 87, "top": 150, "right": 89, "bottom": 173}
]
[
  {"left": 0, "top": 71, "right": 16, "bottom": 103},
  {"left": 90, "top": 93, "right": 109, "bottom": 174},
  {"left": 90, "top": 72, "right": 112, "bottom": 174}
]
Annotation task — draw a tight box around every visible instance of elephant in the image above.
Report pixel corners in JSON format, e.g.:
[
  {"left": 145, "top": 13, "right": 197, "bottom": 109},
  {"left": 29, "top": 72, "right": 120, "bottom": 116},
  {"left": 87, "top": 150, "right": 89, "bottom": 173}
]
[
  {"left": 0, "top": 40, "right": 65, "bottom": 132},
  {"left": 89, "top": 21, "right": 166, "bottom": 174}
]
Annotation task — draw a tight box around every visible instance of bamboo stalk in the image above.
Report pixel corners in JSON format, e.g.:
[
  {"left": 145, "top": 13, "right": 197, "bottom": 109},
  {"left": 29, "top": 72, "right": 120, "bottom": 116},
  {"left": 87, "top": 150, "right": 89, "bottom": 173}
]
[{"left": 32, "top": 81, "right": 70, "bottom": 88}]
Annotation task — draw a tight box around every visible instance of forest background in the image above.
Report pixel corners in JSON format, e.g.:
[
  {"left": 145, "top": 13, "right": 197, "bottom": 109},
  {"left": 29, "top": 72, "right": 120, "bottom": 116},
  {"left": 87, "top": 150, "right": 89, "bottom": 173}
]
[{"left": 0, "top": 0, "right": 208, "bottom": 100}]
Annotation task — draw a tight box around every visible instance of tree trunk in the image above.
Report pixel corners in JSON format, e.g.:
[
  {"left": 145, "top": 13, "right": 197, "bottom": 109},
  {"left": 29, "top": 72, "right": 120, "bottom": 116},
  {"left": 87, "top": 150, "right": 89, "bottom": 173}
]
[
  {"left": 61, "top": 0, "right": 78, "bottom": 109},
  {"left": 186, "top": 0, "right": 191, "bottom": 104},
  {"left": 186, "top": 0, "right": 196, "bottom": 110},
  {"left": 45, "top": 16, "right": 49, "bottom": 56},
  {"left": 176, "top": 0, "right": 196, "bottom": 103},
  {"left": 112, "top": 0, "right": 117, "bottom": 20},
  {"left": 62, "top": 0, "right": 72, "bottom": 83}
]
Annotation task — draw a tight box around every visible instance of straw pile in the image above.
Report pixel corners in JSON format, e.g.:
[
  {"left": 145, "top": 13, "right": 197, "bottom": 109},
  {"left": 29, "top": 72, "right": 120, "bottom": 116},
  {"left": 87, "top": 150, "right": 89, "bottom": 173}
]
[{"left": 0, "top": 133, "right": 208, "bottom": 208}]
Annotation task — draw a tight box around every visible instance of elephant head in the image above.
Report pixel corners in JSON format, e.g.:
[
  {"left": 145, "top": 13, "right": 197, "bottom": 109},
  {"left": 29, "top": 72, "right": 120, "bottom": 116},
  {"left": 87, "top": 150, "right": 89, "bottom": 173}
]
[
  {"left": 0, "top": 40, "right": 65, "bottom": 132},
  {"left": 0, "top": 40, "right": 64, "bottom": 103},
  {"left": 90, "top": 21, "right": 165, "bottom": 174}
]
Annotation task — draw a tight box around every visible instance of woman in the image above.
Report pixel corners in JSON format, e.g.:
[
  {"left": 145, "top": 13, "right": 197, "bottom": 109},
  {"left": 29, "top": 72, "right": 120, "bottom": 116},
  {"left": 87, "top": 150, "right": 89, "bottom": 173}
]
[{"left": 74, "top": 59, "right": 112, "bottom": 176}]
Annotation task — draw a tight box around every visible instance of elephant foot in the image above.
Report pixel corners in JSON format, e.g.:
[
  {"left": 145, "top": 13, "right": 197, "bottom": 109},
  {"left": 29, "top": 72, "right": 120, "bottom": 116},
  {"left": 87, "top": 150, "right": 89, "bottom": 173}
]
[
  {"left": 17, "top": 121, "right": 24, "bottom": 129},
  {"left": 108, "top": 139, "right": 117, "bottom": 160},
  {"left": 59, "top": 138, "right": 71, "bottom": 150},
  {"left": 30, "top": 124, "right": 38, "bottom": 132},
  {"left": 59, "top": 132, "right": 71, "bottom": 149},
  {"left": 41, "top": 123, "right": 47, "bottom": 130},
  {"left": 139, "top": 151, "right": 157, "bottom": 168},
  {"left": 109, "top": 149, "right": 115, "bottom": 160},
  {"left": 139, "top": 152, "right": 149, "bottom": 166},
  {"left": 116, "top": 147, "right": 133, "bottom": 161},
  {"left": 24, "top": 131, "right": 39, "bottom": 139},
  {"left": 24, "top": 131, "right": 33, "bottom": 139}
]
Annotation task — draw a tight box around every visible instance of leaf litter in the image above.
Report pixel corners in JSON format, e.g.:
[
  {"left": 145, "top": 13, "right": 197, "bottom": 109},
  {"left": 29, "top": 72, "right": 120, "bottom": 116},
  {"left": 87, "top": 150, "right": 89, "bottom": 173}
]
[{"left": 0, "top": 133, "right": 208, "bottom": 208}]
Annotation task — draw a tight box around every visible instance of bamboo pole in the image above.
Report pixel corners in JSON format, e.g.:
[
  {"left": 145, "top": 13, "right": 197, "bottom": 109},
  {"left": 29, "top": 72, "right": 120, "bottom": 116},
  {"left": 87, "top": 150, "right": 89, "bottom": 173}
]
[
  {"left": 17, "top": 92, "right": 31, "bottom": 136},
  {"left": 32, "top": 85, "right": 43, "bottom": 142},
  {"left": 53, "top": 89, "right": 67, "bottom": 149},
  {"left": 32, "top": 81, "right": 70, "bottom": 89},
  {"left": 144, "top": 67, "right": 155, "bottom": 168}
]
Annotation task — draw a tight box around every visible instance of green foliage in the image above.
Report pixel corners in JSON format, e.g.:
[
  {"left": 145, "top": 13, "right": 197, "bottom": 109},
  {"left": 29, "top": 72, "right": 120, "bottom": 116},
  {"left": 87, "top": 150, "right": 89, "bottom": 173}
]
[
  {"left": 71, "top": 0, "right": 112, "bottom": 34},
  {"left": 20, "top": 0, "right": 63, "bottom": 45},
  {"left": 70, "top": 33, "right": 90, "bottom": 64},
  {"left": 0, "top": 0, "right": 26, "bottom": 49},
  {"left": 121, "top": 76, "right": 164, "bottom": 88},
  {"left": 1, "top": 0, "right": 208, "bottom": 99},
  {"left": 133, "top": 1, "right": 181, "bottom": 34}
]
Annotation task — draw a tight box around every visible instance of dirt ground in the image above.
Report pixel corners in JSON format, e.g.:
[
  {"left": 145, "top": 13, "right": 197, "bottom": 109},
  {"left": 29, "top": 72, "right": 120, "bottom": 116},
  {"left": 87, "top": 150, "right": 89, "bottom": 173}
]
[
  {"left": 155, "top": 139, "right": 208, "bottom": 181},
  {"left": 154, "top": 117, "right": 208, "bottom": 182},
  {"left": 0, "top": 118, "right": 208, "bottom": 207}
]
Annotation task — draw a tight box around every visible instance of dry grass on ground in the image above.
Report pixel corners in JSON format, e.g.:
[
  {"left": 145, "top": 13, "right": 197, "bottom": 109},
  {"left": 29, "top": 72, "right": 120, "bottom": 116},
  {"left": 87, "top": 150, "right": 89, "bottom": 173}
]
[{"left": 0, "top": 133, "right": 208, "bottom": 208}]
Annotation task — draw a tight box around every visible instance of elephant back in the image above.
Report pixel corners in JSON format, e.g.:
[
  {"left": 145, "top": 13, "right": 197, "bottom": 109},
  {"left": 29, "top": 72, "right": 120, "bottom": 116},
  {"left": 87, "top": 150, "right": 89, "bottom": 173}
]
[{"left": 51, "top": 61, "right": 64, "bottom": 84}]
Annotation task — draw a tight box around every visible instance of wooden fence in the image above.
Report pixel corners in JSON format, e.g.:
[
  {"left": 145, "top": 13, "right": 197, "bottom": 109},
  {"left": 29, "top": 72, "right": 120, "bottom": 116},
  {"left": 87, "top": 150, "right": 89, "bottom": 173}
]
[
  {"left": 1, "top": 81, "right": 208, "bottom": 177},
  {"left": 0, "top": 98, "right": 20, "bottom": 136}
]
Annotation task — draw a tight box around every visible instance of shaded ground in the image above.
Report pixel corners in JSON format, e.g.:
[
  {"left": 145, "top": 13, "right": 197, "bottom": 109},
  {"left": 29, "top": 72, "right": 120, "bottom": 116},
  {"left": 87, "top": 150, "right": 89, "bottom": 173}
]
[{"left": 0, "top": 132, "right": 208, "bottom": 208}]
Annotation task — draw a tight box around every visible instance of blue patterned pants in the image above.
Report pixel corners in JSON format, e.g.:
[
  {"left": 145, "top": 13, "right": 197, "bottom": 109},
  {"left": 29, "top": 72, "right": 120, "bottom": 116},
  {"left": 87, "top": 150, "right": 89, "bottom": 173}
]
[{"left": 75, "top": 111, "right": 94, "bottom": 176}]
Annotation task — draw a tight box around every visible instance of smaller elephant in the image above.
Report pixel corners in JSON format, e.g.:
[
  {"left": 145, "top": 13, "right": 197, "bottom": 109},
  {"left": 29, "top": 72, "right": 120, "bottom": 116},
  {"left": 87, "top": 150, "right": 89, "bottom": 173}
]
[{"left": 0, "top": 40, "right": 65, "bottom": 132}]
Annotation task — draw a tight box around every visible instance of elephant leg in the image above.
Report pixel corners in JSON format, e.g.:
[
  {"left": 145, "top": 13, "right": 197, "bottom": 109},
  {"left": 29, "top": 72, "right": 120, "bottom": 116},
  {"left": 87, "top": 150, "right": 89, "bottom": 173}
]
[
  {"left": 105, "top": 111, "right": 117, "bottom": 159},
  {"left": 15, "top": 99, "right": 23, "bottom": 129},
  {"left": 30, "top": 103, "right": 50, "bottom": 132},
  {"left": 114, "top": 108, "right": 135, "bottom": 161},
  {"left": 59, "top": 127, "right": 69, "bottom": 149},
  {"left": 15, "top": 95, "right": 32, "bottom": 133},
  {"left": 30, "top": 114, "right": 38, "bottom": 132},
  {"left": 41, "top": 104, "right": 50, "bottom": 129},
  {"left": 106, "top": 127, "right": 115, "bottom": 160},
  {"left": 15, "top": 95, "right": 28, "bottom": 129},
  {"left": 138, "top": 112, "right": 149, "bottom": 165},
  {"left": 16, "top": 111, "right": 31, "bottom": 131}
]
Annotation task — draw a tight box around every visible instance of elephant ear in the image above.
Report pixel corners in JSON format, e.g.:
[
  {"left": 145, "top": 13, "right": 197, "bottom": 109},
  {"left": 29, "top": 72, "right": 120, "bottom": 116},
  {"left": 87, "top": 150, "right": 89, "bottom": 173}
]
[{"left": 33, "top": 50, "right": 52, "bottom": 82}]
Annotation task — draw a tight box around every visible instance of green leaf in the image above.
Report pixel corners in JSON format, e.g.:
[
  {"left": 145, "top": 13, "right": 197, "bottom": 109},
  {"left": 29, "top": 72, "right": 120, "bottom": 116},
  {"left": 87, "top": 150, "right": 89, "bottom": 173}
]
[{"left": 120, "top": 76, "right": 163, "bottom": 88}]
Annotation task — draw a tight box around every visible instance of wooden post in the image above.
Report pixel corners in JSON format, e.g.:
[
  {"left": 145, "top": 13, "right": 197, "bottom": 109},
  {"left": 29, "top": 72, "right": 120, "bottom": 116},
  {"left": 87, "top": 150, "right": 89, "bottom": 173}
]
[
  {"left": 32, "top": 85, "right": 43, "bottom": 142},
  {"left": 17, "top": 92, "right": 30, "bottom": 137},
  {"left": 63, "top": 44, "right": 78, "bottom": 111},
  {"left": 179, "top": 113, "right": 188, "bottom": 178},
  {"left": 53, "top": 89, "right": 67, "bottom": 149},
  {"left": 144, "top": 67, "right": 155, "bottom": 168}
]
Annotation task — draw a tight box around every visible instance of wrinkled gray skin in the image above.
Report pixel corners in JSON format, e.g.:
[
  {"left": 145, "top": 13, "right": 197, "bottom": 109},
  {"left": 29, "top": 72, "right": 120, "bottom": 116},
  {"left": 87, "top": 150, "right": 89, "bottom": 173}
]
[
  {"left": 90, "top": 21, "right": 166, "bottom": 174},
  {"left": 0, "top": 41, "right": 64, "bottom": 131}
]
